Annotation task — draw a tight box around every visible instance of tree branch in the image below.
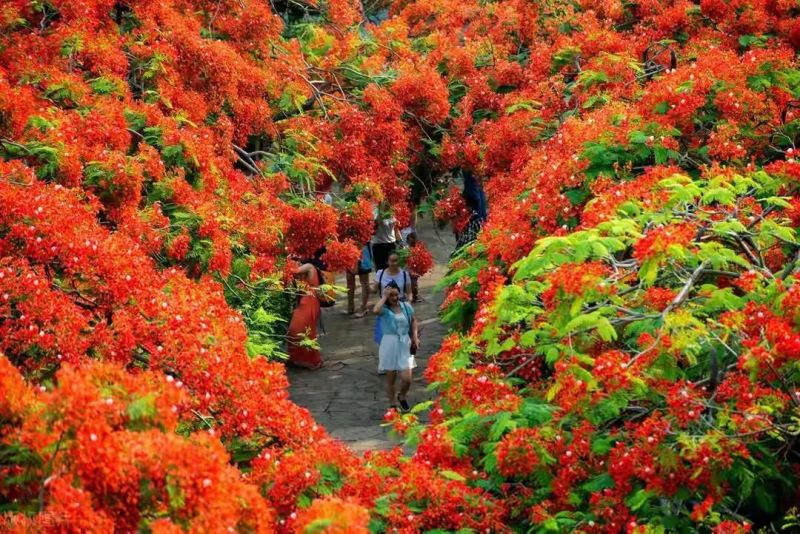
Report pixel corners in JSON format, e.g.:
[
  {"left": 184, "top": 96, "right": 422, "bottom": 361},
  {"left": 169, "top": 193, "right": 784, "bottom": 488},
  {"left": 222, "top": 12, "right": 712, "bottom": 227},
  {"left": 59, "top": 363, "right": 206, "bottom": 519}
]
[
  {"left": 663, "top": 261, "right": 707, "bottom": 315},
  {"left": 781, "top": 247, "right": 800, "bottom": 280},
  {"left": 232, "top": 144, "right": 265, "bottom": 177}
]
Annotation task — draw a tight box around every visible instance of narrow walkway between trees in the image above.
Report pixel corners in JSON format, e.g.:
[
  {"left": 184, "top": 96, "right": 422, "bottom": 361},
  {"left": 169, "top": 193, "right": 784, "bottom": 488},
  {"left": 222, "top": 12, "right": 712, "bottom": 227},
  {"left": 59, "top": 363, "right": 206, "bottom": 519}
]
[{"left": 287, "top": 218, "right": 455, "bottom": 453}]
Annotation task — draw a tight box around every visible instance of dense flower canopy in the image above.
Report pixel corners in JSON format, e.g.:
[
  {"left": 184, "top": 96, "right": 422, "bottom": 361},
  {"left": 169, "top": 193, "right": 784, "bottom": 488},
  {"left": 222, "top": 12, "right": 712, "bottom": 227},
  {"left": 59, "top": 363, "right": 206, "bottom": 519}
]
[{"left": 1, "top": 0, "right": 800, "bottom": 531}]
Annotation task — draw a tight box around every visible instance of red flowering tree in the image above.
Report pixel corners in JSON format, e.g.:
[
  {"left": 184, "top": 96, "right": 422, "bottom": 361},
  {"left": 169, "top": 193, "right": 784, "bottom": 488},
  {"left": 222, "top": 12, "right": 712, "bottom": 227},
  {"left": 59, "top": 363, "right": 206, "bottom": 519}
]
[
  {"left": 392, "top": 0, "right": 800, "bottom": 531},
  {"left": 0, "top": 0, "right": 460, "bottom": 529},
  {"left": 412, "top": 169, "right": 800, "bottom": 531},
  {"left": 4, "top": 0, "right": 800, "bottom": 531}
]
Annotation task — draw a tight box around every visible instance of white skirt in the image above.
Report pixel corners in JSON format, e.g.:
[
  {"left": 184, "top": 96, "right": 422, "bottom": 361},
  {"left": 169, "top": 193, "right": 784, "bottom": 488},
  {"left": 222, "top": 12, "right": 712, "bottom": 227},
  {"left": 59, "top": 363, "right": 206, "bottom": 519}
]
[{"left": 378, "top": 334, "right": 416, "bottom": 371}]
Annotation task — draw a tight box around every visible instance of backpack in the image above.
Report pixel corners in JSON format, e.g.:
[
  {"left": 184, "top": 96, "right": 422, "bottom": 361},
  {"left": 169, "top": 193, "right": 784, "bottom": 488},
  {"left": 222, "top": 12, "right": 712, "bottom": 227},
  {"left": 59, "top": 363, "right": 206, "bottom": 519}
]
[{"left": 315, "top": 267, "right": 337, "bottom": 308}]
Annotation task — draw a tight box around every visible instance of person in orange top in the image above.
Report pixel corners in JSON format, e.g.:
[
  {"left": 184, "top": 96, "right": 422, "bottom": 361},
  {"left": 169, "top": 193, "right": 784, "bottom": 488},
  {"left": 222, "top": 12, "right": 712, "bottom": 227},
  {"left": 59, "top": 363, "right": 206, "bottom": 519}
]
[{"left": 287, "top": 257, "right": 324, "bottom": 370}]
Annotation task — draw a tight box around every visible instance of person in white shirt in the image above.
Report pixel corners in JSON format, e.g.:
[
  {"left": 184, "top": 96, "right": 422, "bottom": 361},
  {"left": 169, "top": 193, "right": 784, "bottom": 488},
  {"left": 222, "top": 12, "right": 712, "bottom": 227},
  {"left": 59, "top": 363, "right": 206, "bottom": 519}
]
[
  {"left": 373, "top": 252, "right": 412, "bottom": 302},
  {"left": 370, "top": 203, "right": 402, "bottom": 270}
]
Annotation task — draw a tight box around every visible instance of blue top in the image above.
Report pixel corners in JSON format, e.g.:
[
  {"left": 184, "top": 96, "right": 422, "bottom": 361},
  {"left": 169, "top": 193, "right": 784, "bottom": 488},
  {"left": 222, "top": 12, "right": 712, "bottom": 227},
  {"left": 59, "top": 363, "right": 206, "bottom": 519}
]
[
  {"left": 358, "top": 244, "right": 373, "bottom": 271},
  {"left": 379, "top": 302, "right": 414, "bottom": 336},
  {"left": 462, "top": 169, "right": 488, "bottom": 222}
]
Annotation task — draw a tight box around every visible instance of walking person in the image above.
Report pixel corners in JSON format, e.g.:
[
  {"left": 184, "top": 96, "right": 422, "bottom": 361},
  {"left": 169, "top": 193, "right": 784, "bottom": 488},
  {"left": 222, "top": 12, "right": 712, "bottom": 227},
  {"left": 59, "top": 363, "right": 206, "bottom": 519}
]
[
  {"left": 373, "top": 283, "right": 419, "bottom": 412},
  {"left": 373, "top": 251, "right": 412, "bottom": 374},
  {"left": 400, "top": 207, "right": 417, "bottom": 244},
  {"left": 345, "top": 243, "right": 372, "bottom": 318},
  {"left": 370, "top": 202, "right": 402, "bottom": 271},
  {"left": 454, "top": 169, "right": 488, "bottom": 254},
  {"left": 404, "top": 231, "right": 422, "bottom": 303},
  {"left": 287, "top": 257, "right": 324, "bottom": 370}
]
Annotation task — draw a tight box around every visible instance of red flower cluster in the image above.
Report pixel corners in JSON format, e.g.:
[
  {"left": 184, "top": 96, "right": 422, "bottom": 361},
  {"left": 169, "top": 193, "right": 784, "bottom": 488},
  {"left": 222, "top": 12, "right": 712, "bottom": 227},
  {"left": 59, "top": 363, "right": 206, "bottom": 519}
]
[
  {"left": 336, "top": 198, "right": 376, "bottom": 245},
  {"left": 495, "top": 428, "right": 541, "bottom": 478},
  {"left": 321, "top": 239, "right": 361, "bottom": 273},
  {"left": 285, "top": 204, "right": 339, "bottom": 259},
  {"left": 633, "top": 223, "right": 697, "bottom": 263},
  {"left": 433, "top": 187, "right": 471, "bottom": 232},
  {"left": 292, "top": 497, "right": 370, "bottom": 533},
  {"left": 405, "top": 242, "right": 434, "bottom": 276},
  {"left": 642, "top": 286, "right": 677, "bottom": 311},
  {"left": 0, "top": 359, "right": 275, "bottom": 532},
  {"left": 541, "top": 262, "right": 613, "bottom": 310}
]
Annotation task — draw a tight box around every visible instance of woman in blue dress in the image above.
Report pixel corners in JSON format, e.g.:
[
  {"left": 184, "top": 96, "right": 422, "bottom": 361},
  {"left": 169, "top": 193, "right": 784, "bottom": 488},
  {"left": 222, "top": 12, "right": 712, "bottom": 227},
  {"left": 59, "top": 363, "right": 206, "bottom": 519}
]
[{"left": 373, "top": 282, "right": 419, "bottom": 412}]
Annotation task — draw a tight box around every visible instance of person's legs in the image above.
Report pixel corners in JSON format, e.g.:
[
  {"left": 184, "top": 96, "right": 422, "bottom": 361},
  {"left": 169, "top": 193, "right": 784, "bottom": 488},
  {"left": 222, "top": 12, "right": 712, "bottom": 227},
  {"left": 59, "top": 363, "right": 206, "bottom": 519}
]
[
  {"left": 411, "top": 274, "right": 420, "bottom": 302},
  {"left": 372, "top": 243, "right": 386, "bottom": 271},
  {"left": 397, "top": 368, "right": 412, "bottom": 399},
  {"left": 385, "top": 371, "right": 398, "bottom": 406},
  {"left": 358, "top": 272, "right": 370, "bottom": 314},
  {"left": 345, "top": 271, "right": 356, "bottom": 314}
]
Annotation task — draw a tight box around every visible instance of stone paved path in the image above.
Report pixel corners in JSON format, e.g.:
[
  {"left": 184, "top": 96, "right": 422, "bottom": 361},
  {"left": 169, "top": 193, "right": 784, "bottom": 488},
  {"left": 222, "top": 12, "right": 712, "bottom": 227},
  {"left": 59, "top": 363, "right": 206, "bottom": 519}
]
[{"left": 287, "top": 218, "right": 454, "bottom": 453}]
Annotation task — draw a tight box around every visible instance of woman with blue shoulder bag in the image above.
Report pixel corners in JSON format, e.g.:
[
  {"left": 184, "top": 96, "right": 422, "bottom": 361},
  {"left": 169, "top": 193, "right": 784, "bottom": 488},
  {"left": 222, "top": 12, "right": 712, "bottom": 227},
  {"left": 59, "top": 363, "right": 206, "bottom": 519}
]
[
  {"left": 345, "top": 243, "right": 372, "bottom": 317},
  {"left": 373, "top": 282, "right": 419, "bottom": 412}
]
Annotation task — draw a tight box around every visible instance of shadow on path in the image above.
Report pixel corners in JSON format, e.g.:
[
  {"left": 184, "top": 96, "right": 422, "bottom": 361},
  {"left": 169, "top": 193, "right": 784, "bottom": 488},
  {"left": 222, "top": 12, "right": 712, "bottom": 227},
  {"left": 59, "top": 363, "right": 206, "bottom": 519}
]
[{"left": 287, "top": 218, "right": 455, "bottom": 453}]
